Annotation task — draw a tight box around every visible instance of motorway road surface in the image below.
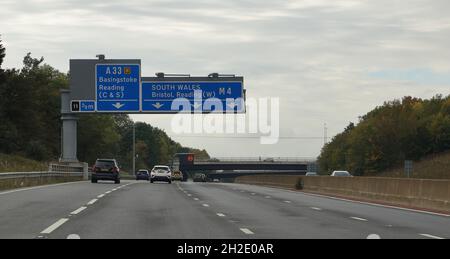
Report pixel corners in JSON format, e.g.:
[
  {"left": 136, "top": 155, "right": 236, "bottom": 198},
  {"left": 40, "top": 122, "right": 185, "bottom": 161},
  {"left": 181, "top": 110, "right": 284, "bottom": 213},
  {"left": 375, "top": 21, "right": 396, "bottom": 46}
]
[{"left": 0, "top": 180, "right": 449, "bottom": 239}]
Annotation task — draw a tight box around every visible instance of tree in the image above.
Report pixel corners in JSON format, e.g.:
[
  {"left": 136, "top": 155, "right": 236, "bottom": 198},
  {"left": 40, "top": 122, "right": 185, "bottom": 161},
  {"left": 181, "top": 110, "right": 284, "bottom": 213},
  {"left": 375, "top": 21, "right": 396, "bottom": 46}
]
[
  {"left": 0, "top": 50, "right": 210, "bottom": 167},
  {"left": 318, "top": 95, "right": 450, "bottom": 176},
  {"left": 0, "top": 35, "right": 5, "bottom": 69}
]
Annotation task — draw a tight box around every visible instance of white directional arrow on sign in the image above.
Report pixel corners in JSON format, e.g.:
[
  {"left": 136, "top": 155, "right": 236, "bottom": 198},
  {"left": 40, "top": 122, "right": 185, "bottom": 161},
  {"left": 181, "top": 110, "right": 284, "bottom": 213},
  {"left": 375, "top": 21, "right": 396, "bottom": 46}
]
[
  {"left": 227, "top": 101, "right": 237, "bottom": 109},
  {"left": 112, "top": 102, "right": 125, "bottom": 109},
  {"left": 192, "top": 102, "right": 202, "bottom": 109},
  {"left": 152, "top": 102, "right": 164, "bottom": 109}
]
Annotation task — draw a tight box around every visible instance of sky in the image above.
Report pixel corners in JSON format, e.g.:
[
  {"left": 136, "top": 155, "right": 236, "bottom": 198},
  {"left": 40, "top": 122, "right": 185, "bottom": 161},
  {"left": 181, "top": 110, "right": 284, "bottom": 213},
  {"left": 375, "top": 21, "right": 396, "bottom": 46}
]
[{"left": 1, "top": 0, "right": 450, "bottom": 158}]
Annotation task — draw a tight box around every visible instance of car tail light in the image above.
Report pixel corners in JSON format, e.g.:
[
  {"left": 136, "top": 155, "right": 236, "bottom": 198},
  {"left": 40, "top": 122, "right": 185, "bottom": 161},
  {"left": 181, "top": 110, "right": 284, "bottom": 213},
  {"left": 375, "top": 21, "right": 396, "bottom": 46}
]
[{"left": 112, "top": 167, "right": 119, "bottom": 173}]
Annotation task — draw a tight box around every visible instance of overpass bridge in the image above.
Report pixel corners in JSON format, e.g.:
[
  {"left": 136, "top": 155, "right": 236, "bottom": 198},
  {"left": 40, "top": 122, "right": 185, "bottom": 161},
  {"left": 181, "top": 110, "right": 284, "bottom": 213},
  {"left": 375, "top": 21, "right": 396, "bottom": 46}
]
[{"left": 173, "top": 154, "right": 316, "bottom": 180}]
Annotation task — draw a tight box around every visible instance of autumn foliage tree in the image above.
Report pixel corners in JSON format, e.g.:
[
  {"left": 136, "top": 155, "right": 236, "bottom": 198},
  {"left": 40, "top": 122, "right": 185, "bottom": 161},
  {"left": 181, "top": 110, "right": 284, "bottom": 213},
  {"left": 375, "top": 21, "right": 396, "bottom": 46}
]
[{"left": 318, "top": 95, "right": 450, "bottom": 176}]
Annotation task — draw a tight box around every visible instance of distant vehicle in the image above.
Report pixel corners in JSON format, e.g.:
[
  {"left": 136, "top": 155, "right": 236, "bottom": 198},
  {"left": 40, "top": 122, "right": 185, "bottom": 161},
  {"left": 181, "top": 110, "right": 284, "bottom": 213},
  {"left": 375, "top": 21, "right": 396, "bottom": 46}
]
[
  {"left": 172, "top": 171, "right": 184, "bottom": 181},
  {"left": 263, "top": 158, "right": 275, "bottom": 162},
  {"left": 136, "top": 169, "right": 150, "bottom": 181},
  {"left": 91, "top": 159, "right": 121, "bottom": 184},
  {"left": 331, "top": 171, "right": 353, "bottom": 177},
  {"left": 150, "top": 165, "right": 172, "bottom": 184},
  {"left": 193, "top": 173, "right": 207, "bottom": 182},
  {"left": 305, "top": 172, "right": 318, "bottom": 176}
]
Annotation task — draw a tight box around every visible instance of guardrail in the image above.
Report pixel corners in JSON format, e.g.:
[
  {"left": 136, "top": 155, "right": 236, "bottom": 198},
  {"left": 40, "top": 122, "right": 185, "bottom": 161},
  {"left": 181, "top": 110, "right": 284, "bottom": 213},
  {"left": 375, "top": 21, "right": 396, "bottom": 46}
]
[
  {"left": 0, "top": 171, "right": 83, "bottom": 180},
  {"left": 49, "top": 163, "right": 84, "bottom": 173},
  {"left": 0, "top": 163, "right": 89, "bottom": 191}
]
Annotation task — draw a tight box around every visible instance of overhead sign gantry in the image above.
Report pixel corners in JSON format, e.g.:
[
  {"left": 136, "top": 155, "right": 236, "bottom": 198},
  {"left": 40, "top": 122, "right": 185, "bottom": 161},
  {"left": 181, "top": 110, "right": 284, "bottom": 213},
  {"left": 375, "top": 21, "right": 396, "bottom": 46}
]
[
  {"left": 69, "top": 57, "right": 245, "bottom": 114},
  {"left": 60, "top": 55, "right": 246, "bottom": 163}
]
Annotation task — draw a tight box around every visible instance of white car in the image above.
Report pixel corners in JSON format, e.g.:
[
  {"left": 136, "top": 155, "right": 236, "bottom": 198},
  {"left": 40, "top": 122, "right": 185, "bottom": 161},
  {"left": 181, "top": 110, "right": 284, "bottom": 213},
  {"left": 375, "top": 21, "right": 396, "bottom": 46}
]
[
  {"left": 150, "top": 165, "right": 172, "bottom": 184},
  {"left": 331, "top": 171, "right": 353, "bottom": 177}
]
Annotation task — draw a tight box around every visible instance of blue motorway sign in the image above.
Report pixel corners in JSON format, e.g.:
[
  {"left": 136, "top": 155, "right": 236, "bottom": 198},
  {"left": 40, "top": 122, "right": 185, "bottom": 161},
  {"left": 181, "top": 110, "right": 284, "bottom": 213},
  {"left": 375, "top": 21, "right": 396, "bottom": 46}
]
[
  {"left": 141, "top": 81, "right": 245, "bottom": 113},
  {"left": 96, "top": 64, "right": 140, "bottom": 112},
  {"left": 71, "top": 100, "right": 96, "bottom": 112}
]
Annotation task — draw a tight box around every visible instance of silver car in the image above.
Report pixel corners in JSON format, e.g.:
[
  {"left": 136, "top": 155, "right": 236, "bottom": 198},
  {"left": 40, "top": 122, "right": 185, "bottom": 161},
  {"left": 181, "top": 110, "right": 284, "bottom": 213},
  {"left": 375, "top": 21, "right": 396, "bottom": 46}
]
[{"left": 331, "top": 171, "right": 353, "bottom": 177}]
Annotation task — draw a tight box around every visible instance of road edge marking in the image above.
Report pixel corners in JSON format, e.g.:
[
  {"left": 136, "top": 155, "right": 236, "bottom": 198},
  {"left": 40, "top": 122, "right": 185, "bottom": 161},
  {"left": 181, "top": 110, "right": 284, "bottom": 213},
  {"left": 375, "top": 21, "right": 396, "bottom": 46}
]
[
  {"left": 420, "top": 234, "right": 444, "bottom": 239},
  {"left": 231, "top": 184, "right": 450, "bottom": 218},
  {"left": 0, "top": 181, "right": 87, "bottom": 196}
]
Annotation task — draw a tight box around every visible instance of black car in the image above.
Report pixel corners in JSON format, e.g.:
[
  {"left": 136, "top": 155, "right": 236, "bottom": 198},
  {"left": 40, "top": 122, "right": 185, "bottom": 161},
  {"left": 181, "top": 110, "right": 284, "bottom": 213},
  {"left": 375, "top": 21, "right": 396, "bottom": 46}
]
[
  {"left": 136, "top": 169, "right": 150, "bottom": 181},
  {"left": 193, "top": 173, "right": 207, "bottom": 182},
  {"left": 91, "top": 159, "right": 121, "bottom": 184}
]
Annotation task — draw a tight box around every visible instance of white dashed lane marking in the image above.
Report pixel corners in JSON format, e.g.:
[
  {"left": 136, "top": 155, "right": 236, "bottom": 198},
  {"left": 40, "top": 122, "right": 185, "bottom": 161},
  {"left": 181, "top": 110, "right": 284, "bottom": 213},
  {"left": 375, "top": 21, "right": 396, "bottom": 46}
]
[
  {"left": 41, "top": 218, "right": 69, "bottom": 234},
  {"left": 240, "top": 228, "right": 255, "bottom": 235},
  {"left": 311, "top": 207, "right": 322, "bottom": 211},
  {"left": 87, "top": 199, "right": 98, "bottom": 205},
  {"left": 97, "top": 194, "right": 105, "bottom": 198},
  {"left": 67, "top": 234, "right": 81, "bottom": 239},
  {"left": 217, "top": 213, "right": 226, "bottom": 217},
  {"left": 350, "top": 217, "right": 368, "bottom": 222},
  {"left": 367, "top": 234, "right": 381, "bottom": 239},
  {"left": 70, "top": 207, "right": 87, "bottom": 215},
  {"left": 202, "top": 204, "right": 210, "bottom": 207}
]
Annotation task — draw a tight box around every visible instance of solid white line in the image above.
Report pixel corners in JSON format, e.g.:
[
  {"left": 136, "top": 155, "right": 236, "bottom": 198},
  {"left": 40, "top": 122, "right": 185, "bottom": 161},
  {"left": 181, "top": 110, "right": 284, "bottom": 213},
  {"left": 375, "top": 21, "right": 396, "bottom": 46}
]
[
  {"left": 97, "top": 194, "right": 105, "bottom": 198},
  {"left": 311, "top": 207, "right": 322, "bottom": 211},
  {"left": 87, "top": 199, "right": 98, "bottom": 205},
  {"left": 217, "top": 213, "right": 226, "bottom": 217},
  {"left": 240, "top": 228, "right": 254, "bottom": 235},
  {"left": 0, "top": 181, "right": 86, "bottom": 196},
  {"left": 296, "top": 190, "right": 450, "bottom": 218},
  {"left": 350, "top": 217, "right": 368, "bottom": 222},
  {"left": 202, "top": 204, "right": 210, "bottom": 207},
  {"left": 234, "top": 184, "right": 450, "bottom": 218},
  {"left": 420, "top": 234, "right": 445, "bottom": 240},
  {"left": 71, "top": 207, "right": 87, "bottom": 215},
  {"left": 41, "top": 218, "right": 69, "bottom": 234}
]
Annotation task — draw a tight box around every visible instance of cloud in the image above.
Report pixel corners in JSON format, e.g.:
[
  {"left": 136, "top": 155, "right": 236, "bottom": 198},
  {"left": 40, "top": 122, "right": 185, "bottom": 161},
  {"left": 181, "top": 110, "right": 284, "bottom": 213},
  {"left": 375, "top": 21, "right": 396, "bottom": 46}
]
[{"left": 1, "top": 0, "right": 450, "bottom": 157}]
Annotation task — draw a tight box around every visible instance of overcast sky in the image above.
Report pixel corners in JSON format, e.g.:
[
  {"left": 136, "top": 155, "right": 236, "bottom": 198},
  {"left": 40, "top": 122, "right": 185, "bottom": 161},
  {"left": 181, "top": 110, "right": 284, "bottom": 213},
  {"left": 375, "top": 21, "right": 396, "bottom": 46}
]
[{"left": 1, "top": 0, "right": 450, "bottom": 158}]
